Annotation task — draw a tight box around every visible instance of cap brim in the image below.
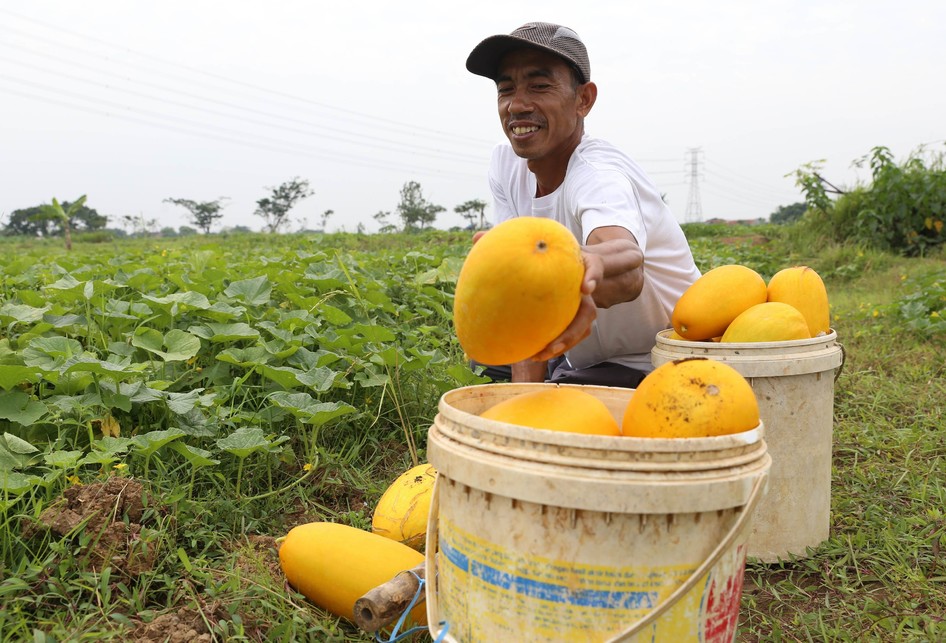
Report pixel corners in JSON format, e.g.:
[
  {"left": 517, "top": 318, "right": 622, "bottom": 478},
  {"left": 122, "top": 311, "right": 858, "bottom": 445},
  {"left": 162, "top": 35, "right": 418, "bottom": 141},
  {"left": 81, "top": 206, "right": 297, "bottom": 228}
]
[{"left": 466, "top": 34, "right": 557, "bottom": 81}]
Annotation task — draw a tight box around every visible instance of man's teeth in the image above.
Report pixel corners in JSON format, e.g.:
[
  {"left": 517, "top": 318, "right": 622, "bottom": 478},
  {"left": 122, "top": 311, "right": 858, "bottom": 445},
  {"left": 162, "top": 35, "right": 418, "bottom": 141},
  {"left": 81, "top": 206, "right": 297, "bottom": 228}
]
[{"left": 512, "top": 126, "right": 539, "bottom": 135}]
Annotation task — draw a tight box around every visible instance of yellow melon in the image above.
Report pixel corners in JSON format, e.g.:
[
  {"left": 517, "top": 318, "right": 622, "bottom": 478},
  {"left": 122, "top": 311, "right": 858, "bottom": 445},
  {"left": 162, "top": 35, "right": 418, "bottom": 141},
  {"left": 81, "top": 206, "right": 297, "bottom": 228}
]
[
  {"left": 721, "top": 302, "right": 812, "bottom": 343},
  {"left": 371, "top": 463, "right": 436, "bottom": 550},
  {"left": 766, "top": 266, "right": 831, "bottom": 336},
  {"left": 481, "top": 386, "right": 621, "bottom": 436},
  {"left": 278, "top": 522, "right": 426, "bottom": 625},
  {"left": 453, "top": 217, "right": 584, "bottom": 365},
  {"left": 671, "top": 265, "right": 767, "bottom": 340},
  {"left": 622, "top": 358, "right": 759, "bottom": 438}
]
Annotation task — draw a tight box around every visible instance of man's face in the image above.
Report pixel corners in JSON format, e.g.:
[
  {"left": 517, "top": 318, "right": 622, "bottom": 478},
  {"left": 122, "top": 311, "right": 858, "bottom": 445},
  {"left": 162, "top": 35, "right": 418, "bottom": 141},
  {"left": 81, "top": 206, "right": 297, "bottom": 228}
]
[{"left": 495, "top": 48, "right": 588, "bottom": 164}]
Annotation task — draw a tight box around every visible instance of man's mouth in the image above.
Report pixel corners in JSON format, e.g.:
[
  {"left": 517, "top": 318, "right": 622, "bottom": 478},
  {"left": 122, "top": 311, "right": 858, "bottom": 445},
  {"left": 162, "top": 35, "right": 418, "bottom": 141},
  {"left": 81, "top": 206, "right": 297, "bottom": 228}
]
[{"left": 511, "top": 125, "right": 540, "bottom": 135}]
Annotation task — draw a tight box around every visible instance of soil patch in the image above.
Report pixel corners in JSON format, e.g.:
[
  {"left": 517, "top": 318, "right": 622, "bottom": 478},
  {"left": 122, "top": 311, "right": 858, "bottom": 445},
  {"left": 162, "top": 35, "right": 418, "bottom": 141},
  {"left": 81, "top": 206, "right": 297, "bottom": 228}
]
[{"left": 25, "top": 476, "right": 159, "bottom": 575}]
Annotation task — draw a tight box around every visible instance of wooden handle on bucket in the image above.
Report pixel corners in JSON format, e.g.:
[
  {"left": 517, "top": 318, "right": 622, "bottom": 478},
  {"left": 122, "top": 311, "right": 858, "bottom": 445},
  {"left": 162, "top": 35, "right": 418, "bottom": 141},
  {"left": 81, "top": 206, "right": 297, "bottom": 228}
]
[
  {"left": 353, "top": 563, "right": 426, "bottom": 632},
  {"left": 604, "top": 473, "right": 768, "bottom": 642}
]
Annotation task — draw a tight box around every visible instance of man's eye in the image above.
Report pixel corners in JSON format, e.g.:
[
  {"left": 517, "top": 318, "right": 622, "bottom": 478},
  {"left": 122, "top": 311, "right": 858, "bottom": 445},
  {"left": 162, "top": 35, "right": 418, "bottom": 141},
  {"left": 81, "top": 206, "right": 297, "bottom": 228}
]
[{"left": 497, "top": 86, "right": 513, "bottom": 95}]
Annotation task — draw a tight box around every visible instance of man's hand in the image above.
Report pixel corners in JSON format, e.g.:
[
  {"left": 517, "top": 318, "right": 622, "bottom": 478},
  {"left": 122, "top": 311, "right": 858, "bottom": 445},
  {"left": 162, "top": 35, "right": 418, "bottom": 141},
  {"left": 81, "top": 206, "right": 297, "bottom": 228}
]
[{"left": 530, "top": 226, "right": 644, "bottom": 362}]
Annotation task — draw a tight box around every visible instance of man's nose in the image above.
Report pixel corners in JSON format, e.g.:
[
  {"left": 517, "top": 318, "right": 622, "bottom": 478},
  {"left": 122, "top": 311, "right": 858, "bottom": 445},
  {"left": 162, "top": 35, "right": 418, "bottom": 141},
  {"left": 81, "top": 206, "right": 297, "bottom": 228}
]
[{"left": 505, "top": 88, "right": 534, "bottom": 115}]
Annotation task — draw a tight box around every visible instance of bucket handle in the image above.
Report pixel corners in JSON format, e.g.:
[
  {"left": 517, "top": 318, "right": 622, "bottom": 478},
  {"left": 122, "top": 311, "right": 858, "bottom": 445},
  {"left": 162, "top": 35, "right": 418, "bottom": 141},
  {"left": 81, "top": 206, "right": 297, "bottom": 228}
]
[
  {"left": 425, "top": 473, "right": 766, "bottom": 643},
  {"left": 425, "top": 475, "right": 445, "bottom": 640},
  {"left": 605, "top": 472, "right": 767, "bottom": 642}
]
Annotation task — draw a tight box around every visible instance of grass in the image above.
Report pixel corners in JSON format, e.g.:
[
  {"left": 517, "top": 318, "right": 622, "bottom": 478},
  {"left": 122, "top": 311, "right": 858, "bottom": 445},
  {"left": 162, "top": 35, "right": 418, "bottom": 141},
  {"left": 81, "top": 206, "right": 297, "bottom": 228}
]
[
  {"left": 0, "top": 228, "right": 944, "bottom": 641},
  {"left": 739, "top": 250, "right": 946, "bottom": 642}
]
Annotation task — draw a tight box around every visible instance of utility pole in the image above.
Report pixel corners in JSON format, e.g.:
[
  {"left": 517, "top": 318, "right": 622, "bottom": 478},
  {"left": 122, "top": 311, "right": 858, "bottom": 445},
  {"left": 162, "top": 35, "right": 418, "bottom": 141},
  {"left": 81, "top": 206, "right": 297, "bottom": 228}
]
[{"left": 685, "top": 147, "right": 704, "bottom": 223}]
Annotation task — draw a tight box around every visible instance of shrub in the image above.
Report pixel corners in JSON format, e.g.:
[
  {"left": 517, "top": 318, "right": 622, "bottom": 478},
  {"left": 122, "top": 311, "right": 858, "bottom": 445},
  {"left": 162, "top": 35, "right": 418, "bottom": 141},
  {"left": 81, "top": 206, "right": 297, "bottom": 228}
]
[{"left": 793, "top": 146, "right": 946, "bottom": 256}]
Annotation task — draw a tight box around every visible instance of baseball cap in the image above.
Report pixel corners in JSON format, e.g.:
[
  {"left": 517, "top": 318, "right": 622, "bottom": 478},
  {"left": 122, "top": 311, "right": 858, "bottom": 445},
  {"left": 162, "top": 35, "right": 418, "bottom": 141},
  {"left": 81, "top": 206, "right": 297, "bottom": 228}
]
[{"left": 466, "top": 22, "right": 591, "bottom": 84}]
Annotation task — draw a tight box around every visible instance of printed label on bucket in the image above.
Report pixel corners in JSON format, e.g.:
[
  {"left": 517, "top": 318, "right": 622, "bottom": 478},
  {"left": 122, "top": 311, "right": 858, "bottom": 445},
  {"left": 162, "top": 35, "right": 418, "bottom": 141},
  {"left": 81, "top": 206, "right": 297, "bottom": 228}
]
[{"left": 437, "top": 516, "right": 745, "bottom": 642}]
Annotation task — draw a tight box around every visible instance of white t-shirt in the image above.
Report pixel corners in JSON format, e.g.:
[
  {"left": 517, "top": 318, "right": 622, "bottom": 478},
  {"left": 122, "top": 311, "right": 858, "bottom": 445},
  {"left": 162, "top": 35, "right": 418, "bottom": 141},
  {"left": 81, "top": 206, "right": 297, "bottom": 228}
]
[{"left": 488, "top": 135, "right": 701, "bottom": 372}]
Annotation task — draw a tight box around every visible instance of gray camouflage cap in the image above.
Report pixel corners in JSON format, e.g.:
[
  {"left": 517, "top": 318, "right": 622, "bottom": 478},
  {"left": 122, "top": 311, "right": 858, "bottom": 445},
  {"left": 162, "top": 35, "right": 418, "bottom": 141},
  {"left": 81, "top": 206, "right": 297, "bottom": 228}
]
[{"left": 466, "top": 22, "right": 591, "bottom": 84}]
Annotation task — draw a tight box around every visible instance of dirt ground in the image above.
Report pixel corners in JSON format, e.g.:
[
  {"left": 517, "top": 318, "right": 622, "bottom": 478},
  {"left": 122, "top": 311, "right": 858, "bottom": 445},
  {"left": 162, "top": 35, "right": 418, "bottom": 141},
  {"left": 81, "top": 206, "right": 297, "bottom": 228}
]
[{"left": 25, "top": 476, "right": 275, "bottom": 642}]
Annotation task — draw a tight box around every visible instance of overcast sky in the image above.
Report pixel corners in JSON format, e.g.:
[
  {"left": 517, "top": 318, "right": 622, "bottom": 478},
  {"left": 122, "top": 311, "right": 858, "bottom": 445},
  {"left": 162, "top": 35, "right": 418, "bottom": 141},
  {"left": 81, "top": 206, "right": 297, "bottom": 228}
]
[{"left": 2, "top": 1, "right": 944, "bottom": 234}]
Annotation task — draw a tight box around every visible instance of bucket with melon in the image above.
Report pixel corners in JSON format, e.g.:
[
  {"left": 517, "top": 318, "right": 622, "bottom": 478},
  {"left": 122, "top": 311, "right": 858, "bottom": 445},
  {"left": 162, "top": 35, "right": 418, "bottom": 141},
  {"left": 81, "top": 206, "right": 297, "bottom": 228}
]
[
  {"left": 425, "top": 372, "right": 770, "bottom": 642},
  {"left": 656, "top": 263, "right": 844, "bottom": 562}
]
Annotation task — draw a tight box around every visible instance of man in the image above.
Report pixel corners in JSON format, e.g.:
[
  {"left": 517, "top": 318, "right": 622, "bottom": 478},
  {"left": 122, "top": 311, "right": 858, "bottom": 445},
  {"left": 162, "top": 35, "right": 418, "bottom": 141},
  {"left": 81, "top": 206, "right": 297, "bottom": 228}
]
[{"left": 466, "top": 22, "right": 701, "bottom": 387}]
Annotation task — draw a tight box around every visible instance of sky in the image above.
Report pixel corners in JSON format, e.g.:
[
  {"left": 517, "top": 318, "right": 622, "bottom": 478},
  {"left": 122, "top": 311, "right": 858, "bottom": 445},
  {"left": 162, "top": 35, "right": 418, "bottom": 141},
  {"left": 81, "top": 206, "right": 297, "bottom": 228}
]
[{"left": 2, "top": 1, "right": 944, "bottom": 234}]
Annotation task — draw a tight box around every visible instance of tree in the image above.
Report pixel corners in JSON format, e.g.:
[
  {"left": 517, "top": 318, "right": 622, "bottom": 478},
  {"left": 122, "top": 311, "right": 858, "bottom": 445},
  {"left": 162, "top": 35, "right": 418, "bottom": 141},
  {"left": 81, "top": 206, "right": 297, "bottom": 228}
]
[
  {"left": 254, "top": 177, "right": 314, "bottom": 233},
  {"left": 455, "top": 199, "right": 488, "bottom": 230},
  {"left": 4, "top": 198, "right": 107, "bottom": 238},
  {"left": 769, "top": 202, "right": 807, "bottom": 224},
  {"left": 37, "top": 195, "right": 90, "bottom": 250},
  {"left": 163, "top": 197, "right": 228, "bottom": 234},
  {"left": 320, "top": 209, "right": 334, "bottom": 232},
  {"left": 397, "top": 181, "right": 444, "bottom": 231},
  {"left": 373, "top": 210, "right": 397, "bottom": 233}
]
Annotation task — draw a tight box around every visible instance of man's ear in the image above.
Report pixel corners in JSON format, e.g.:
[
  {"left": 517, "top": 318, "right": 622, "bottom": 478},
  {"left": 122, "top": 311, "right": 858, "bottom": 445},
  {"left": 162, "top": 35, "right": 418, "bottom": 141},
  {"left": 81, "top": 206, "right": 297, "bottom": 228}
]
[{"left": 577, "top": 81, "right": 597, "bottom": 117}]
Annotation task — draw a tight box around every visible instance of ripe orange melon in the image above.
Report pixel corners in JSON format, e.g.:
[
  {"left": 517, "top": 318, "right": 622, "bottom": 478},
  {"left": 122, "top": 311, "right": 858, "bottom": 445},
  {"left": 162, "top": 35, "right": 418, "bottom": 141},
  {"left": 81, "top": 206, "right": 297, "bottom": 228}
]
[
  {"left": 766, "top": 266, "right": 831, "bottom": 336},
  {"left": 622, "top": 358, "right": 759, "bottom": 438},
  {"left": 671, "top": 265, "right": 767, "bottom": 340},
  {"left": 481, "top": 386, "right": 621, "bottom": 436},
  {"left": 721, "top": 302, "right": 812, "bottom": 343},
  {"left": 453, "top": 217, "right": 584, "bottom": 365}
]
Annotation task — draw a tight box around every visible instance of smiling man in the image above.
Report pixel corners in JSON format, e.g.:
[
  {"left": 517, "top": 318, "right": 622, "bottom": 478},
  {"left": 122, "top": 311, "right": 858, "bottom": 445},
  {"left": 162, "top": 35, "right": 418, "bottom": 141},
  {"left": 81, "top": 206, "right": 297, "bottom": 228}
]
[{"left": 466, "top": 22, "right": 701, "bottom": 387}]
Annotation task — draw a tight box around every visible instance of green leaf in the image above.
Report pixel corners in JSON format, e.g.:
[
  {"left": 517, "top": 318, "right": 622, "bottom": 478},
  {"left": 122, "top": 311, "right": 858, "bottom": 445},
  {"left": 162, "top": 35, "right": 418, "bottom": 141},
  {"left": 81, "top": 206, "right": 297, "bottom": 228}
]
[
  {"left": 0, "top": 471, "right": 42, "bottom": 494},
  {"left": 0, "top": 432, "right": 41, "bottom": 470},
  {"left": 0, "top": 303, "right": 51, "bottom": 325},
  {"left": 62, "top": 356, "right": 139, "bottom": 379},
  {"left": 215, "top": 427, "right": 271, "bottom": 459},
  {"left": 166, "top": 389, "right": 204, "bottom": 415},
  {"left": 350, "top": 323, "right": 397, "bottom": 343},
  {"left": 169, "top": 442, "right": 219, "bottom": 468},
  {"left": 297, "top": 366, "right": 343, "bottom": 392},
  {"left": 268, "top": 392, "right": 356, "bottom": 426},
  {"left": 46, "top": 274, "right": 83, "bottom": 292},
  {"left": 318, "top": 304, "right": 353, "bottom": 326},
  {"left": 215, "top": 346, "right": 271, "bottom": 367},
  {"left": 92, "top": 436, "right": 134, "bottom": 456},
  {"left": 22, "top": 337, "right": 83, "bottom": 369},
  {"left": 224, "top": 276, "right": 272, "bottom": 306},
  {"left": 189, "top": 323, "right": 260, "bottom": 343},
  {"left": 0, "top": 391, "right": 49, "bottom": 425},
  {"left": 257, "top": 365, "right": 303, "bottom": 389},
  {"left": 44, "top": 450, "right": 83, "bottom": 468},
  {"left": 144, "top": 291, "right": 212, "bottom": 310},
  {"left": 130, "top": 428, "right": 186, "bottom": 457},
  {"left": 0, "top": 366, "right": 42, "bottom": 391},
  {"left": 43, "top": 313, "right": 86, "bottom": 329},
  {"left": 131, "top": 327, "right": 202, "bottom": 362}
]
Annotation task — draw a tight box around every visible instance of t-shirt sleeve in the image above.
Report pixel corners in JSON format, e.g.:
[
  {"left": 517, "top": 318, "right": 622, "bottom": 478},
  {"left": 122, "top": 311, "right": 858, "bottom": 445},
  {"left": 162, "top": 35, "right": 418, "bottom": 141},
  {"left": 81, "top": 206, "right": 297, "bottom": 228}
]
[
  {"left": 572, "top": 169, "right": 648, "bottom": 252},
  {"left": 488, "top": 144, "right": 516, "bottom": 224}
]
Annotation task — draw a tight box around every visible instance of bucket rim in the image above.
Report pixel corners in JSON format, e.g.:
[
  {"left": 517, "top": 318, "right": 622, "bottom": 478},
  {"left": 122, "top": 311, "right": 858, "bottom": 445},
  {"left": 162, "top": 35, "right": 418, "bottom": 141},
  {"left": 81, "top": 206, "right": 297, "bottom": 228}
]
[
  {"left": 655, "top": 327, "right": 839, "bottom": 349},
  {"left": 439, "top": 383, "right": 764, "bottom": 453}
]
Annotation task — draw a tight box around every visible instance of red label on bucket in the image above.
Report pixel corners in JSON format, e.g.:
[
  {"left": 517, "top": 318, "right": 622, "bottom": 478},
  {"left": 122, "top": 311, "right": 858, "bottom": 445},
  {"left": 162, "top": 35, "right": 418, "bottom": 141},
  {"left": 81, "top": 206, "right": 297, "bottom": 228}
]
[{"left": 702, "top": 544, "right": 747, "bottom": 642}]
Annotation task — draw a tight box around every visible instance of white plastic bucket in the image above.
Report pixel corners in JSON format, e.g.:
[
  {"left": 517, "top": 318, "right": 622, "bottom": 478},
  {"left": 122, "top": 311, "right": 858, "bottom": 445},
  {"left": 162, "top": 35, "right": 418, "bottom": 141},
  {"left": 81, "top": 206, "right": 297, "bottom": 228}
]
[
  {"left": 425, "top": 383, "right": 771, "bottom": 642},
  {"left": 652, "top": 330, "right": 844, "bottom": 562}
]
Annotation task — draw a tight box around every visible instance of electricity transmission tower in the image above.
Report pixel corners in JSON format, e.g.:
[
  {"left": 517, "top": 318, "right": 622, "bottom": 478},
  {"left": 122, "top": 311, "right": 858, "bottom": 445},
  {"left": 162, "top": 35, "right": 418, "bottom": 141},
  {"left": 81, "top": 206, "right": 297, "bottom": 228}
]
[{"left": 685, "top": 147, "right": 704, "bottom": 223}]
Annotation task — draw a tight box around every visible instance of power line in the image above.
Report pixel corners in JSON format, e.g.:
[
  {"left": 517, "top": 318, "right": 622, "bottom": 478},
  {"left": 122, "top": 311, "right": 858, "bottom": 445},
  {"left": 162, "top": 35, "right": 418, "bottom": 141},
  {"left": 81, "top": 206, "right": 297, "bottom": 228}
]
[
  {"left": 1, "top": 80, "right": 484, "bottom": 182},
  {"left": 0, "top": 51, "right": 488, "bottom": 165},
  {"left": 0, "top": 10, "right": 496, "bottom": 149}
]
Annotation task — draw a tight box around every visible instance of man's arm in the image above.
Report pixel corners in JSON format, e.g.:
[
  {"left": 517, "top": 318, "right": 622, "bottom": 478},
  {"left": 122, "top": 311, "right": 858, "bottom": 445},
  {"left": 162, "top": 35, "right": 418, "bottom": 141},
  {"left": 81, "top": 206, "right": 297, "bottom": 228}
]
[{"left": 530, "top": 225, "right": 643, "bottom": 362}]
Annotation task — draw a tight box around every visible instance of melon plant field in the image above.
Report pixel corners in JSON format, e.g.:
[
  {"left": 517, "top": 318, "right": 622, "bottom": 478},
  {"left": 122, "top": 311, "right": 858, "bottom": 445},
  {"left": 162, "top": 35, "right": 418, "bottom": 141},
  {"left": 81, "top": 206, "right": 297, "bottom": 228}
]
[{"left": 0, "top": 226, "right": 944, "bottom": 641}]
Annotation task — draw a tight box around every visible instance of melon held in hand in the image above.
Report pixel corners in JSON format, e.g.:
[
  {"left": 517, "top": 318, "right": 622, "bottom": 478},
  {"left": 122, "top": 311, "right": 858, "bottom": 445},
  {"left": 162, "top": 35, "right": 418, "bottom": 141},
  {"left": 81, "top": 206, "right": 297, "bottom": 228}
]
[{"left": 453, "top": 217, "right": 583, "bottom": 365}]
